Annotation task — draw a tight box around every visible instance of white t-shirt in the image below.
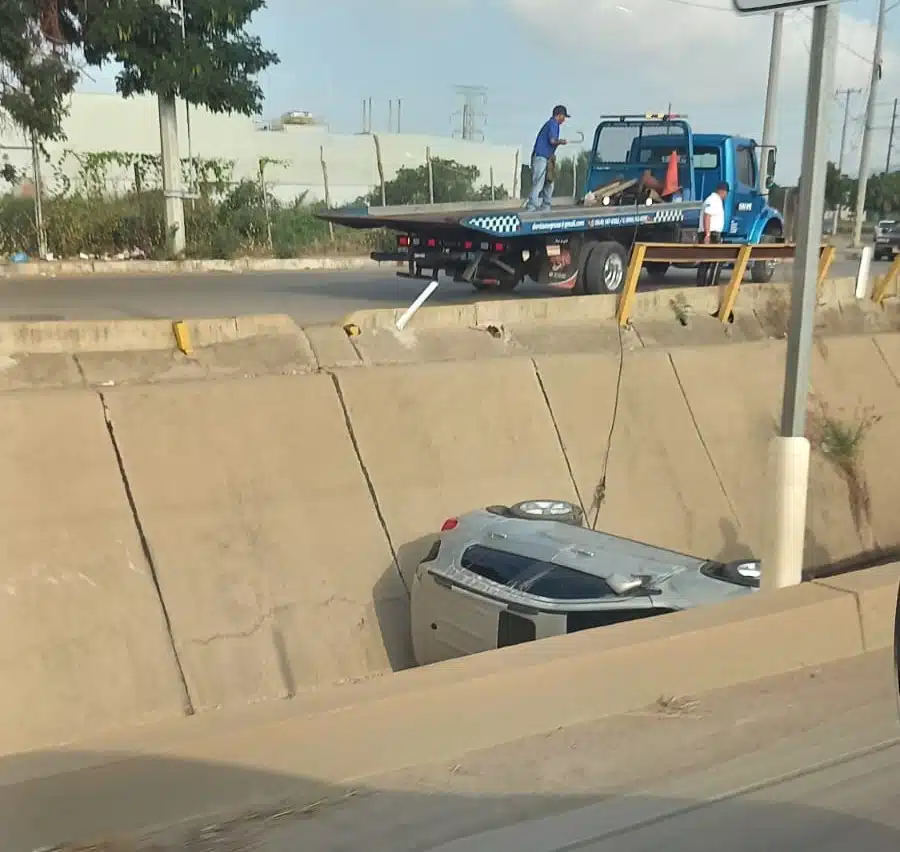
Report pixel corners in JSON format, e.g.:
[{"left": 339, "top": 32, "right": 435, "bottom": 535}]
[{"left": 699, "top": 192, "right": 725, "bottom": 233}]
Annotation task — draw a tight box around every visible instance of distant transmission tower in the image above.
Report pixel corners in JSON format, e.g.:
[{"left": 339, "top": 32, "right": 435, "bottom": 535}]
[{"left": 452, "top": 85, "right": 487, "bottom": 140}]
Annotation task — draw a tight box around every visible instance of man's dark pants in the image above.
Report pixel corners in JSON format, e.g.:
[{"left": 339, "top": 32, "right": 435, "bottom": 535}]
[{"left": 697, "top": 232, "right": 723, "bottom": 287}]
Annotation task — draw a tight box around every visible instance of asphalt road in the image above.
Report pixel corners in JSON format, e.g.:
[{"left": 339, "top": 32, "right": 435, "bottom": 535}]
[
  {"left": 0, "top": 256, "right": 865, "bottom": 327},
  {"left": 4, "top": 651, "right": 896, "bottom": 851},
  {"left": 430, "top": 733, "right": 900, "bottom": 851}
]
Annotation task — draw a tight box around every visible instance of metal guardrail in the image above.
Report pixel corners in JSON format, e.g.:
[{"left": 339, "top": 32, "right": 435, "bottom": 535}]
[{"left": 616, "top": 241, "right": 837, "bottom": 327}]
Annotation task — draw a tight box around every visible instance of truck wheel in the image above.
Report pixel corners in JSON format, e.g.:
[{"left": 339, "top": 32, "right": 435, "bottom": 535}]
[
  {"left": 579, "top": 240, "right": 628, "bottom": 295},
  {"left": 751, "top": 230, "right": 781, "bottom": 283},
  {"left": 644, "top": 261, "right": 670, "bottom": 281}
]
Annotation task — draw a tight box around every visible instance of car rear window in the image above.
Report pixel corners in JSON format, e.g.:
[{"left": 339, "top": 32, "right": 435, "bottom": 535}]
[{"left": 460, "top": 545, "right": 614, "bottom": 599}]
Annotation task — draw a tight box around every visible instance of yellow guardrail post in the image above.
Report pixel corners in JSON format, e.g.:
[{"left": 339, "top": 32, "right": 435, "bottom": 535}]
[
  {"left": 617, "top": 243, "right": 647, "bottom": 327},
  {"left": 873, "top": 252, "right": 900, "bottom": 304},
  {"left": 172, "top": 320, "right": 192, "bottom": 354},
  {"left": 816, "top": 244, "right": 836, "bottom": 291},
  {"left": 716, "top": 244, "right": 753, "bottom": 323}
]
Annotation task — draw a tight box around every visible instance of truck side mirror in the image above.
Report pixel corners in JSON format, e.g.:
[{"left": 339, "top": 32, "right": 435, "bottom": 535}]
[{"left": 766, "top": 149, "right": 777, "bottom": 186}]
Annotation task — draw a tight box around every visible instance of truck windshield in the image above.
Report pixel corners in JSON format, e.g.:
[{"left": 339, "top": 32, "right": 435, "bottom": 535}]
[{"left": 593, "top": 121, "right": 689, "bottom": 166}]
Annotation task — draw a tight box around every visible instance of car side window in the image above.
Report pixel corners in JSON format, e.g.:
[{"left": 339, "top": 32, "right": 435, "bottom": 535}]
[
  {"left": 736, "top": 146, "right": 754, "bottom": 188},
  {"left": 524, "top": 565, "right": 614, "bottom": 600},
  {"left": 460, "top": 546, "right": 614, "bottom": 599},
  {"left": 567, "top": 608, "right": 673, "bottom": 634}
]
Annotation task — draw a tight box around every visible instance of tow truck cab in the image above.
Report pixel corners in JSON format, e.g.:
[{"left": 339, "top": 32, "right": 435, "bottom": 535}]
[{"left": 586, "top": 115, "right": 784, "bottom": 280}]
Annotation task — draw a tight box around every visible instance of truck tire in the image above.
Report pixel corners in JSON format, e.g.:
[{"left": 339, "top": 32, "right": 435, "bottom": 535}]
[
  {"left": 579, "top": 240, "right": 628, "bottom": 295},
  {"left": 751, "top": 228, "right": 782, "bottom": 283},
  {"left": 644, "top": 261, "right": 670, "bottom": 281}
]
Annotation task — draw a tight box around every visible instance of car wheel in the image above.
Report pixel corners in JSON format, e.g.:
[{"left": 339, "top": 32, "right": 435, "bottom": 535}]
[{"left": 508, "top": 499, "right": 584, "bottom": 526}]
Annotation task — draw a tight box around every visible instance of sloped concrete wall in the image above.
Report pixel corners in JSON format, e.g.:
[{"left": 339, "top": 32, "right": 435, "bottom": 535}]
[
  {"left": 0, "top": 390, "right": 187, "bottom": 754},
  {"left": 7, "top": 333, "right": 900, "bottom": 755}
]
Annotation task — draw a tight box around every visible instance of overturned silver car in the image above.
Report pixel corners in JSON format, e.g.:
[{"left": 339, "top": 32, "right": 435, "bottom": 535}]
[{"left": 410, "top": 500, "right": 760, "bottom": 666}]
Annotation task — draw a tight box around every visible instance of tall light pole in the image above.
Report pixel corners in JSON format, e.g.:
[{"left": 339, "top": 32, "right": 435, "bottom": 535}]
[
  {"left": 760, "top": 11, "right": 784, "bottom": 195},
  {"left": 157, "top": 0, "right": 186, "bottom": 257},
  {"left": 852, "top": 0, "right": 887, "bottom": 247},
  {"left": 767, "top": 2, "right": 838, "bottom": 590},
  {"left": 833, "top": 87, "right": 862, "bottom": 235}
]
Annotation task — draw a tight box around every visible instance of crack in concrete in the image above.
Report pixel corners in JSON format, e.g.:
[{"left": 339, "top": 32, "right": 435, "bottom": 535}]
[
  {"left": 96, "top": 389, "right": 195, "bottom": 716},
  {"left": 327, "top": 371, "right": 406, "bottom": 597},
  {"left": 813, "top": 579, "right": 868, "bottom": 653},
  {"left": 667, "top": 351, "right": 742, "bottom": 530}
]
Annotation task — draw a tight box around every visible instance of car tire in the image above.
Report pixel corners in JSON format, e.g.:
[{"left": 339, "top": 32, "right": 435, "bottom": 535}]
[
  {"left": 578, "top": 240, "right": 628, "bottom": 295},
  {"left": 507, "top": 499, "right": 584, "bottom": 526}
]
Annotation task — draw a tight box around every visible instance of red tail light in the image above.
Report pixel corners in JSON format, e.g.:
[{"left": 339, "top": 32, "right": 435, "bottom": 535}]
[
  {"left": 398, "top": 235, "right": 409, "bottom": 247},
  {"left": 440, "top": 518, "right": 458, "bottom": 532},
  {"left": 494, "top": 242, "right": 505, "bottom": 252},
  {"left": 464, "top": 241, "right": 473, "bottom": 250},
  {"left": 426, "top": 238, "right": 437, "bottom": 248}
]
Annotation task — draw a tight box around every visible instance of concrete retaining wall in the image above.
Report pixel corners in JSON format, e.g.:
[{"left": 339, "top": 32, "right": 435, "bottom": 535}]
[{"left": 5, "top": 333, "right": 900, "bottom": 753}]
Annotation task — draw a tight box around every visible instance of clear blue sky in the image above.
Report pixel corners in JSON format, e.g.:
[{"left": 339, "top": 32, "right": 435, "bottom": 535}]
[{"left": 79, "top": 0, "right": 900, "bottom": 182}]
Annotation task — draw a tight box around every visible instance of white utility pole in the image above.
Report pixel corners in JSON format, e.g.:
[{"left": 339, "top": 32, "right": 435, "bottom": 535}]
[
  {"left": 760, "top": 11, "right": 784, "bottom": 195},
  {"left": 833, "top": 87, "right": 862, "bottom": 235},
  {"left": 766, "top": 3, "right": 839, "bottom": 590},
  {"left": 852, "top": 0, "right": 887, "bottom": 247},
  {"left": 157, "top": 0, "right": 185, "bottom": 257}
]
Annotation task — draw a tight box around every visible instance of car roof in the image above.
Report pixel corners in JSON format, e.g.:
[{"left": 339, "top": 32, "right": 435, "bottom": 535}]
[{"left": 460, "top": 511, "right": 707, "bottom": 583}]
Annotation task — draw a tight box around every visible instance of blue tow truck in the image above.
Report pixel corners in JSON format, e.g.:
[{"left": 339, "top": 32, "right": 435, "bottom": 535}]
[{"left": 319, "top": 114, "right": 784, "bottom": 295}]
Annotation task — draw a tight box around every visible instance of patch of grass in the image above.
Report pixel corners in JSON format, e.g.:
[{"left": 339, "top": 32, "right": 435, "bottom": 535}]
[
  {"left": 807, "top": 397, "right": 882, "bottom": 549},
  {"left": 0, "top": 185, "right": 380, "bottom": 260},
  {"left": 670, "top": 293, "right": 692, "bottom": 326},
  {"left": 759, "top": 291, "right": 790, "bottom": 339}
]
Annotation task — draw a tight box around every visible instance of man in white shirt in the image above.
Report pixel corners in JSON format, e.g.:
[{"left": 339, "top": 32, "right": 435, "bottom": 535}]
[{"left": 697, "top": 181, "right": 729, "bottom": 286}]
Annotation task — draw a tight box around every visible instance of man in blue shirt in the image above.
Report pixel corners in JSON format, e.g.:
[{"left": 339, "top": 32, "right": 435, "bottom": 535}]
[{"left": 526, "top": 105, "right": 569, "bottom": 211}]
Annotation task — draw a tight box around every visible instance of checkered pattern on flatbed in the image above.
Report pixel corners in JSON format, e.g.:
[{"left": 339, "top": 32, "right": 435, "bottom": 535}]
[
  {"left": 650, "top": 206, "right": 688, "bottom": 223},
  {"left": 465, "top": 214, "right": 522, "bottom": 234}
]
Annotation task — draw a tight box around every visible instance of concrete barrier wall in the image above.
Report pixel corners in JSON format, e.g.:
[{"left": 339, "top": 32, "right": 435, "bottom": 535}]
[
  {"left": 0, "top": 390, "right": 187, "bottom": 754},
  {"left": 6, "top": 332, "right": 900, "bottom": 753}
]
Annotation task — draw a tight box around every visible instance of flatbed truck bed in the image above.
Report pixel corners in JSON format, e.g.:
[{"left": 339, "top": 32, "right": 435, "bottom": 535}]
[{"left": 319, "top": 197, "right": 703, "bottom": 295}]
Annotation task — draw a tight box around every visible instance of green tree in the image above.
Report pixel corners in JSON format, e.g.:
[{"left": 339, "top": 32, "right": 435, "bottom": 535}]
[
  {"left": 864, "top": 171, "right": 900, "bottom": 217},
  {"left": 367, "top": 157, "right": 508, "bottom": 205},
  {"left": 0, "top": 0, "right": 277, "bottom": 140},
  {"left": 521, "top": 150, "right": 592, "bottom": 198},
  {"left": 0, "top": 1, "right": 79, "bottom": 139},
  {"left": 824, "top": 161, "right": 854, "bottom": 210}
]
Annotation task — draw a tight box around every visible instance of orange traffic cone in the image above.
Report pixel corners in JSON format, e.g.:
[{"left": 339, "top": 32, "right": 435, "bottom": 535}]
[{"left": 661, "top": 151, "right": 680, "bottom": 197}]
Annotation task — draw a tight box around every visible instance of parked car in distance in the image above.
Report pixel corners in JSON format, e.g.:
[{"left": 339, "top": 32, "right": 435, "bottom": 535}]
[
  {"left": 874, "top": 219, "right": 898, "bottom": 261},
  {"left": 410, "top": 499, "right": 760, "bottom": 666}
]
